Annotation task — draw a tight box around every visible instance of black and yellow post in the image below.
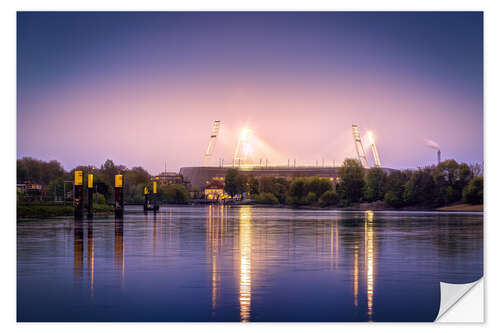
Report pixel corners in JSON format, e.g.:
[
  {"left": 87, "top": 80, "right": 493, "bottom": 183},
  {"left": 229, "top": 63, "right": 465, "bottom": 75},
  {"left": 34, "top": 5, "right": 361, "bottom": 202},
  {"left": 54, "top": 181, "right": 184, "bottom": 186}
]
[
  {"left": 74, "top": 170, "right": 84, "bottom": 218},
  {"left": 87, "top": 173, "right": 94, "bottom": 218},
  {"left": 114, "top": 174, "right": 124, "bottom": 218},
  {"left": 153, "top": 178, "right": 159, "bottom": 213},
  {"left": 143, "top": 186, "right": 149, "bottom": 212}
]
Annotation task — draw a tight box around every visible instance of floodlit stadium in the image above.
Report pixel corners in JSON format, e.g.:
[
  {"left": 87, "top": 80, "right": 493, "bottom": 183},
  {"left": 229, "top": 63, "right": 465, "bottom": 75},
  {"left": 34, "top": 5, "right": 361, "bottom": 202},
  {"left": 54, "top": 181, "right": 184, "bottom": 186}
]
[{"left": 180, "top": 121, "right": 396, "bottom": 189}]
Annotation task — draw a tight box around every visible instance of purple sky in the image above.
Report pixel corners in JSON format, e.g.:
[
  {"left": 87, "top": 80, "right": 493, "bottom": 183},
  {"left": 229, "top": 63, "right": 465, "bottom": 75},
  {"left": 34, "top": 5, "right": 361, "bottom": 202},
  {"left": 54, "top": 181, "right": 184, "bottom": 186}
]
[{"left": 17, "top": 12, "right": 483, "bottom": 174}]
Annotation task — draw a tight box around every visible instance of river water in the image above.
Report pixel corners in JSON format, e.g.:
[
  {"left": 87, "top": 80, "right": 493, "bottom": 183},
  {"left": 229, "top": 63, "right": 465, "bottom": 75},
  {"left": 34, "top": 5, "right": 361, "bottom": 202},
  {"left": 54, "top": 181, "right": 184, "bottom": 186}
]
[{"left": 17, "top": 206, "right": 483, "bottom": 322}]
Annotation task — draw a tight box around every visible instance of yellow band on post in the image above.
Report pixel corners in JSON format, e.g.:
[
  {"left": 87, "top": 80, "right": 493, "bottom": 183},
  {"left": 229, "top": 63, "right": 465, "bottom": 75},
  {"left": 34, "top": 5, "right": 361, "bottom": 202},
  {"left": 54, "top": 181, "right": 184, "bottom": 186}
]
[
  {"left": 115, "top": 174, "right": 123, "bottom": 188},
  {"left": 88, "top": 174, "right": 94, "bottom": 188},
  {"left": 153, "top": 181, "right": 157, "bottom": 194},
  {"left": 74, "top": 170, "right": 83, "bottom": 186}
]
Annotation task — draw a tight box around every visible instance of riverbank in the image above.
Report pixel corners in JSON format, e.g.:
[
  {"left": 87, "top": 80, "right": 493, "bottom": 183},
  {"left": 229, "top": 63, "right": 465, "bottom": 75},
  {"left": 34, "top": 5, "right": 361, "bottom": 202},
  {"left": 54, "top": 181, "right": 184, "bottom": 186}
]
[
  {"left": 17, "top": 203, "right": 114, "bottom": 219},
  {"left": 17, "top": 201, "right": 483, "bottom": 219},
  {"left": 228, "top": 199, "right": 483, "bottom": 212},
  {"left": 436, "top": 204, "right": 483, "bottom": 212}
]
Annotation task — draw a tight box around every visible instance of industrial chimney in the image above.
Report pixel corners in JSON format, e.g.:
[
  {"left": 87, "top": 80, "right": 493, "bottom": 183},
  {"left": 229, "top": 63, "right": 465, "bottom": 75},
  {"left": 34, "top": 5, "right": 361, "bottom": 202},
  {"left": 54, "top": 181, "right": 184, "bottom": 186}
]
[{"left": 425, "top": 139, "right": 441, "bottom": 166}]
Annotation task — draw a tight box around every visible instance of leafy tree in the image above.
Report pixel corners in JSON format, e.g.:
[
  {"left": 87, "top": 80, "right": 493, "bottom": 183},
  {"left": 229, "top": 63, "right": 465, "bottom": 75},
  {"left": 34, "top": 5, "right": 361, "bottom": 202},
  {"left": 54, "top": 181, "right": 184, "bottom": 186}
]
[
  {"left": 364, "top": 168, "right": 387, "bottom": 202},
  {"left": 403, "top": 167, "right": 437, "bottom": 206},
  {"left": 47, "top": 177, "right": 65, "bottom": 201},
  {"left": 99, "top": 159, "right": 127, "bottom": 186},
  {"left": 259, "top": 176, "right": 275, "bottom": 194},
  {"left": 254, "top": 192, "right": 279, "bottom": 205},
  {"left": 224, "top": 168, "right": 246, "bottom": 197},
  {"left": 319, "top": 190, "right": 340, "bottom": 207},
  {"left": 305, "top": 192, "right": 317, "bottom": 205},
  {"left": 124, "top": 166, "right": 151, "bottom": 203},
  {"left": 17, "top": 157, "right": 65, "bottom": 185},
  {"left": 125, "top": 167, "right": 150, "bottom": 184},
  {"left": 17, "top": 162, "right": 28, "bottom": 183},
  {"left": 94, "top": 174, "right": 112, "bottom": 201},
  {"left": 433, "top": 160, "right": 472, "bottom": 205},
  {"left": 287, "top": 177, "right": 308, "bottom": 205},
  {"left": 338, "top": 159, "right": 366, "bottom": 204},
  {"left": 384, "top": 191, "right": 405, "bottom": 208},
  {"left": 247, "top": 176, "right": 259, "bottom": 195},
  {"left": 237, "top": 174, "right": 248, "bottom": 196},
  {"left": 259, "top": 177, "right": 289, "bottom": 203},
  {"left": 272, "top": 178, "right": 289, "bottom": 204},
  {"left": 162, "top": 184, "right": 190, "bottom": 204},
  {"left": 384, "top": 170, "right": 412, "bottom": 208},
  {"left": 70, "top": 165, "right": 97, "bottom": 175},
  {"left": 463, "top": 177, "right": 483, "bottom": 205},
  {"left": 306, "top": 177, "right": 333, "bottom": 199},
  {"left": 96, "top": 193, "right": 107, "bottom": 204}
]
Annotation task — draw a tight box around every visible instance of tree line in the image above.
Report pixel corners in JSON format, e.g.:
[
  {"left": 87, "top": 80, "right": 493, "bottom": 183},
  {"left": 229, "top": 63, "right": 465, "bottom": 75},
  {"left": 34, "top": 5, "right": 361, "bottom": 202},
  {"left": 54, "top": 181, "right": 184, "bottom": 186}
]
[
  {"left": 224, "top": 158, "right": 483, "bottom": 208},
  {"left": 17, "top": 156, "right": 483, "bottom": 208},
  {"left": 17, "top": 157, "right": 190, "bottom": 204}
]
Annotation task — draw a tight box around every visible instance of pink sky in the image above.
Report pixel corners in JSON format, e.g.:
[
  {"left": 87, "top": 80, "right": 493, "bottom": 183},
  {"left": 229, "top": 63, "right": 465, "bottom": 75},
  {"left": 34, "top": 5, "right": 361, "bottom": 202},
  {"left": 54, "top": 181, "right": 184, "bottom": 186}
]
[{"left": 17, "top": 12, "right": 483, "bottom": 174}]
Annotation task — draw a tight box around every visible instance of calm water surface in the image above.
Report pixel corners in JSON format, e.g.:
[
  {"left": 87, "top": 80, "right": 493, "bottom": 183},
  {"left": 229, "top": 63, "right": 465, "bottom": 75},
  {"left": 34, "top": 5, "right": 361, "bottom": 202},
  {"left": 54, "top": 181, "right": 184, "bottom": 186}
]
[{"left": 17, "top": 206, "right": 483, "bottom": 322}]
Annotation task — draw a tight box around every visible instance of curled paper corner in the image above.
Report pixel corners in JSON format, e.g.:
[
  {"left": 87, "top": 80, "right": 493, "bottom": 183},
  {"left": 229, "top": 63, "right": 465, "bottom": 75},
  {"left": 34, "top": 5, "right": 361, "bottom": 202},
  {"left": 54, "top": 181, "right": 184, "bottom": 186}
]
[{"left": 435, "top": 278, "right": 484, "bottom": 322}]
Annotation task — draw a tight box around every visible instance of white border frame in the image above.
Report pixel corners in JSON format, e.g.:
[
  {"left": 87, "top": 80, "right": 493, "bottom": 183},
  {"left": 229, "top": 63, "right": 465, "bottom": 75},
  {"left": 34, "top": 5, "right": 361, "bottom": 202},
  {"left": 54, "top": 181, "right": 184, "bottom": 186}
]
[{"left": 2, "top": 1, "right": 497, "bottom": 332}]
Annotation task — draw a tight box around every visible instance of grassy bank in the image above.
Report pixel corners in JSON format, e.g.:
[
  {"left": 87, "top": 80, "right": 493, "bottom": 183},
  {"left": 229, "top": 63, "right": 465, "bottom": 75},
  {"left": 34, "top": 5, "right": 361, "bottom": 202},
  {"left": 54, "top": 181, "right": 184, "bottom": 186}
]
[
  {"left": 17, "top": 203, "right": 114, "bottom": 219},
  {"left": 436, "top": 204, "right": 483, "bottom": 212}
]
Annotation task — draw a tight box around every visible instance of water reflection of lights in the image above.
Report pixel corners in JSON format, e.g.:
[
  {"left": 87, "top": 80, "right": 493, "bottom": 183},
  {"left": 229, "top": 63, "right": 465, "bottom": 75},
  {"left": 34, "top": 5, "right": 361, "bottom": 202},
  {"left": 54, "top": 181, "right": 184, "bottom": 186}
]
[
  {"left": 365, "top": 211, "right": 375, "bottom": 319},
  {"left": 239, "top": 206, "right": 252, "bottom": 322},
  {"left": 73, "top": 221, "right": 95, "bottom": 293},
  {"left": 336, "top": 222, "right": 339, "bottom": 268},
  {"left": 207, "top": 205, "right": 225, "bottom": 314},
  {"left": 73, "top": 222, "right": 84, "bottom": 285},
  {"left": 153, "top": 214, "right": 158, "bottom": 255},
  {"left": 115, "top": 219, "right": 125, "bottom": 285},
  {"left": 353, "top": 244, "right": 359, "bottom": 307},
  {"left": 87, "top": 222, "right": 94, "bottom": 295},
  {"left": 330, "top": 222, "right": 339, "bottom": 270},
  {"left": 330, "top": 225, "right": 334, "bottom": 270}
]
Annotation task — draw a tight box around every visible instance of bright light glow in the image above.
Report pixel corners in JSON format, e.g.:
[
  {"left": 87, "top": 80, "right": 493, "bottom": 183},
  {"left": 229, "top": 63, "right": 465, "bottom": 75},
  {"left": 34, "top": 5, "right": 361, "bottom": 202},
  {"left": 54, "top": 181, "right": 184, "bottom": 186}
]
[
  {"left": 240, "top": 128, "right": 251, "bottom": 141},
  {"left": 366, "top": 131, "right": 381, "bottom": 167},
  {"left": 242, "top": 142, "right": 252, "bottom": 156},
  {"left": 367, "top": 131, "right": 374, "bottom": 145},
  {"left": 234, "top": 128, "right": 253, "bottom": 165}
]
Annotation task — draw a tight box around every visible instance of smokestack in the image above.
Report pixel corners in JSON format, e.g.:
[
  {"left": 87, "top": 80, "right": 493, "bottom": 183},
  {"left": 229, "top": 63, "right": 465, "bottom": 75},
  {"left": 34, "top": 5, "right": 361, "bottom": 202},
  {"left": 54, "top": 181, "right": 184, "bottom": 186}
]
[{"left": 425, "top": 139, "right": 441, "bottom": 165}]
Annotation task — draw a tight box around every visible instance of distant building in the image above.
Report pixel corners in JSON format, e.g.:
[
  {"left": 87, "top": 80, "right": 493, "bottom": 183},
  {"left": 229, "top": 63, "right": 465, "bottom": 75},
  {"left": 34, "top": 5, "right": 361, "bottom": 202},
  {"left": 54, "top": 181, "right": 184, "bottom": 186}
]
[
  {"left": 153, "top": 172, "right": 191, "bottom": 188},
  {"left": 17, "top": 182, "right": 43, "bottom": 201},
  {"left": 180, "top": 166, "right": 396, "bottom": 190},
  {"left": 204, "top": 179, "right": 227, "bottom": 201},
  {"left": 17, "top": 183, "right": 43, "bottom": 192}
]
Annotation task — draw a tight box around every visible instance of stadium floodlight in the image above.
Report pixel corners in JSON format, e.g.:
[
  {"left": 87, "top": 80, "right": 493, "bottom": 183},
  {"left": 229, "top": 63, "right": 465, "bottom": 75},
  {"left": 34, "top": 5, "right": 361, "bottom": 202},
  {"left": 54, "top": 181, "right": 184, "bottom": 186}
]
[
  {"left": 203, "top": 120, "right": 221, "bottom": 166},
  {"left": 352, "top": 125, "right": 369, "bottom": 168},
  {"left": 367, "top": 131, "right": 381, "bottom": 167},
  {"left": 234, "top": 128, "right": 252, "bottom": 166}
]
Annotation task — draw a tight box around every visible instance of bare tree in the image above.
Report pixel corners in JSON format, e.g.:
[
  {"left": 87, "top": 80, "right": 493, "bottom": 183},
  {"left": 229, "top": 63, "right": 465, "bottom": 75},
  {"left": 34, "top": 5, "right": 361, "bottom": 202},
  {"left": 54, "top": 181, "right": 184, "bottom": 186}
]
[{"left": 469, "top": 162, "right": 483, "bottom": 177}]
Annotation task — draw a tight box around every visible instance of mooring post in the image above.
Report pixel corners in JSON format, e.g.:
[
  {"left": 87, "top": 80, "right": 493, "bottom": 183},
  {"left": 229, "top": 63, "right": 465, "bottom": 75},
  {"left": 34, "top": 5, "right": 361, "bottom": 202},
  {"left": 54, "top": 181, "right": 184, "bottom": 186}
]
[
  {"left": 153, "top": 178, "right": 159, "bottom": 213},
  {"left": 143, "top": 186, "right": 149, "bottom": 212},
  {"left": 114, "top": 174, "right": 124, "bottom": 218},
  {"left": 87, "top": 173, "right": 94, "bottom": 218},
  {"left": 74, "top": 170, "right": 84, "bottom": 218}
]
